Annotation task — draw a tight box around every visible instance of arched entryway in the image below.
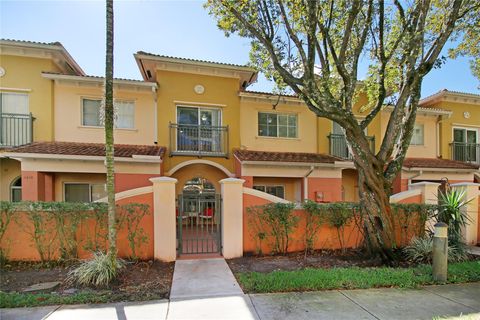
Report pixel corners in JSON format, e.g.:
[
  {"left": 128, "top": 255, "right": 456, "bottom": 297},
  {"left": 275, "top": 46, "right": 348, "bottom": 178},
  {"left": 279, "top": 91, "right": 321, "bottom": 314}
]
[{"left": 172, "top": 163, "right": 227, "bottom": 256}]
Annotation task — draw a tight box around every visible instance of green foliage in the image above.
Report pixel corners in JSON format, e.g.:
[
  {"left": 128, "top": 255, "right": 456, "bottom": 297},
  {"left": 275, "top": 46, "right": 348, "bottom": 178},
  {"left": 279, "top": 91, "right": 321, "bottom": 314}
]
[
  {"left": 68, "top": 251, "right": 125, "bottom": 287},
  {"left": 391, "top": 203, "right": 438, "bottom": 246},
  {"left": 301, "top": 200, "right": 326, "bottom": 254},
  {"left": 247, "top": 203, "right": 298, "bottom": 254},
  {"left": 236, "top": 261, "right": 480, "bottom": 293},
  {"left": 437, "top": 189, "right": 471, "bottom": 245},
  {"left": 403, "top": 237, "right": 469, "bottom": 264},
  {"left": 0, "top": 202, "right": 16, "bottom": 266},
  {"left": 118, "top": 204, "right": 150, "bottom": 259},
  {"left": 0, "top": 201, "right": 150, "bottom": 262},
  {"left": 0, "top": 291, "right": 112, "bottom": 308}
]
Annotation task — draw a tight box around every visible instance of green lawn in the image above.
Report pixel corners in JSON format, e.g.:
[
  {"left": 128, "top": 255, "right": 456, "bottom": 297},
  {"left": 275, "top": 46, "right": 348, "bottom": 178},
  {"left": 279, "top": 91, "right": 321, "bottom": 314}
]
[{"left": 237, "top": 260, "right": 480, "bottom": 293}]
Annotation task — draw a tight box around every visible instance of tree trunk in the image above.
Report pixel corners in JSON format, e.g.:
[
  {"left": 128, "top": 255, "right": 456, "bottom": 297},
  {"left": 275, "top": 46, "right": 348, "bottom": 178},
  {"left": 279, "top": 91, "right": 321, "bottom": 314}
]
[
  {"left": 357, "top": 166, "right": 396, "bottom": 263},
  {"left": 105, "top": 0, "right": 116, "bottom": 263}
]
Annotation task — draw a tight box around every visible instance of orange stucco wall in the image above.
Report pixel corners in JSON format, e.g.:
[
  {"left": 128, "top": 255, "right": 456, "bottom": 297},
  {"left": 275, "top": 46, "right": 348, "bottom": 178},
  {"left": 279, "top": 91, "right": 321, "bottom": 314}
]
[
  {"left": 307, "top": 177, "right": 343, "bottom": 202},
  {"left": 114, "top": 173, "right": 161, "bottom": 193},
  {"left": 1, "top": 193, "right": 154, "bottom": 261}
]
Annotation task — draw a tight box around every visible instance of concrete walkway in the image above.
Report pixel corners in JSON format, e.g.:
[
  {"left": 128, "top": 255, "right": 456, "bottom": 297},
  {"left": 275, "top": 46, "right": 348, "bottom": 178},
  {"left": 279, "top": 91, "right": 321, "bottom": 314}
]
[{"left": 1, "top": 259, "right": 479, "bottom": 319}]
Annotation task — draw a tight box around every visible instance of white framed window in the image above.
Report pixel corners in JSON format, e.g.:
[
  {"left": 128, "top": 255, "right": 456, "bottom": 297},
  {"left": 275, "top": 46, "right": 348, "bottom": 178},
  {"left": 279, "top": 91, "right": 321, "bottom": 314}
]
[
  {"left": 410, "top": 124, "right": 424, "bottom": 145},
  {"left": 253, "top": 185, "right": 285, "bottom": 199},
  {"left": 177, "top": 106, "right": 221, "bottom": 126},
  {"left": 10, "top": 176, "right": 22, "bottom": 202},
  {"left": 115, "top": 100, "right": 135, "bottom": 129},
  {"left": 64, "top": 183, "right": 107, "bottom": 202},
  {"left": 258, "top": 112, "right": 297, "bottom": 138},
  {"left": 0, "top": 92, "right": 29, "bottom": 114},
  {"left": 81, "top": 98, "right": 135, "bottom": 129},
  {"left": 82, "top": 98, "right": 102, "bottom": 126}
]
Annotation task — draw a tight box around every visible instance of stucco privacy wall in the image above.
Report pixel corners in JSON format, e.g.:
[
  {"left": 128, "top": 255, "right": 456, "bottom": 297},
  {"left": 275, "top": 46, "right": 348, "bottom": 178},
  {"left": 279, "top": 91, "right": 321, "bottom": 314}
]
[
  {"left": 53, "top": 82, "right": 157, "bottom": 145},
  {"left": 1, "top": 192, "right": 154, "bottom": 261}
]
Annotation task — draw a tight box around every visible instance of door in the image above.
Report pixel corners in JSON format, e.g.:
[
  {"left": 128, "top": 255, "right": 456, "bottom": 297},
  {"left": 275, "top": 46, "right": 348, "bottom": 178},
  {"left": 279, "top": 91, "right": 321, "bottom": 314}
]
[
  {"left": 453, "top": 128, "right": 478, "bottom": 162},
  {"left": 176, "top": 106, "right": 221, "bottom": 153}
]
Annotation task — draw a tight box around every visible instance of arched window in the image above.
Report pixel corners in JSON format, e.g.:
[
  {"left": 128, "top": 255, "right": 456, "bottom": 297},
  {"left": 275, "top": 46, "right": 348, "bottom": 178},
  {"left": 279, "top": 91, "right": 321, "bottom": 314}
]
[{"left": 10, "top": 177, "right": 22, "bottom": 202}]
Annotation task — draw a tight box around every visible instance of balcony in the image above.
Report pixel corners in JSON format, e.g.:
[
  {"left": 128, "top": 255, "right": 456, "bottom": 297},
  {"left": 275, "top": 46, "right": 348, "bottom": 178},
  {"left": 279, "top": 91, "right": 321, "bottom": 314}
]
[
  {"left": 450, "top": 142, "right": 480, "bottom": 165},
  {"left": 169, "top": 123, "right": 229, "bottom": 157},
  {"left": 328, "top": 133, "right": 375, "bottom": 159},
  {"left": 0, "top": 113, "right": 34, "bottom": 147}
]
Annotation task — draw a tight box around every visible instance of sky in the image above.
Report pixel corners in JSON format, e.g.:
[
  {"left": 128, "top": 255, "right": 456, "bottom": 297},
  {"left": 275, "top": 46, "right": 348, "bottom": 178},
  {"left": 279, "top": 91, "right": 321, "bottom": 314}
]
[{"left": 1, "top": 0, "right": 478, "bottom": 97}]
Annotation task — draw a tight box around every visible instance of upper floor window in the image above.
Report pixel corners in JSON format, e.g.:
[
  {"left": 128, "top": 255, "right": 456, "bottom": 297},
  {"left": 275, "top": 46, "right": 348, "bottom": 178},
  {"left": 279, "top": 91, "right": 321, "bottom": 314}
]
[
  {"left": 177, "top": 106, "right": 221, "bottom": 126},
  {"left": 410, "top": 124, "right": 424, "bottom": 145},
  {"left": 258, "top": 112, "right": 297, "bottom": 138},
  {"left": 1, "top": 92, "right": 29, "bottom": 114},
  {"left": 81, "top": 98, "right": 135, "bottom": 129}
]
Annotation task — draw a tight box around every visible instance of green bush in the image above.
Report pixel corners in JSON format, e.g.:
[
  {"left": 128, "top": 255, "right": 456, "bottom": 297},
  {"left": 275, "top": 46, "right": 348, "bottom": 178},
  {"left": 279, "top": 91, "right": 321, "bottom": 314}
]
[
  {"left": 247, "top": 203, "right": 298, "bottom": 254},
  {"left": 68, "top": 251, "right": 125, "bottom": 287},
  {"left": 403, "top": 237, "right": 470, "bottom": 264}
]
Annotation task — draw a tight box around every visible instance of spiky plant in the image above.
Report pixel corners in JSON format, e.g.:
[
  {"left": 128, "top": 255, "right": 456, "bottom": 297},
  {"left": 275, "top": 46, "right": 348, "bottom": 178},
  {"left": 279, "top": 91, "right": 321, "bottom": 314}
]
[
  {"left": 404, "top": 237, "right": 470, "bottom": 264},
  {"left": 68, "top": 252, "right": 125, "bottom": 287},
  {"left": 437, "top": 189, "right": 472, "bottom": 245}
]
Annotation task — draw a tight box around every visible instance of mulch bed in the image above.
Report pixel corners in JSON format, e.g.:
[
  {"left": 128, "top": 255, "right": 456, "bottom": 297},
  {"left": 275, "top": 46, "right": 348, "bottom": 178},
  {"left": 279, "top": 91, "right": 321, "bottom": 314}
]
[
  {"left": 227, "top": 249, "right": 385, "bottom": 274},
  {"left": 0, "top": 260, "right": 174, "bottom": 300}
]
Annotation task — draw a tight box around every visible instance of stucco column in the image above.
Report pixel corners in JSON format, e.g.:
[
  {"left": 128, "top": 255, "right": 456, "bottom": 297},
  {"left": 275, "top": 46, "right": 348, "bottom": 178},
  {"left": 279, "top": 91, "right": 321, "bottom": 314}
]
[
  {"left": 408, "top": 181, "right": 440, "bottom": 204},
  {"left": 450, "top": 182, "right": 479, "bottom": 246},
  {"left": 409, "top": 181, "right": 440, "bottom": 232},
  {"left": 150, "top": 177, "right": 177, "bottom": 262},
  {"left": 220, "top": 178, "right": 245, "bottom": 259}
]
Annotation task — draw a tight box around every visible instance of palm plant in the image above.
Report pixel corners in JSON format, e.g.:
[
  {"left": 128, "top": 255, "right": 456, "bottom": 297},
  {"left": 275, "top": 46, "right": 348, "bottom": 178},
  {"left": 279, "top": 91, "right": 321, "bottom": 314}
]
[{"left": 437, "top": 189, "right": 472, "bottom": 245}]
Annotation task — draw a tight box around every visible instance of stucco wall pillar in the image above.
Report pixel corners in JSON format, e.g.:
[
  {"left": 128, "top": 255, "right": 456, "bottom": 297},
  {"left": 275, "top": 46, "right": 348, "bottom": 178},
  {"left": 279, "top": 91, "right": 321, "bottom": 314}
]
[
  {"left": 220, "top": 178, "right": 245, "bottom": 259},
  {"left": 21, "top": 171, "right": 45, "bottom": 201},
  {"left": 150, "top": 177, "right": 177, "bottom": 262},
  {"left": 450, "top": 182, "right": 479, "bottom": 246},
  {"left": 408, "top": 181, "right": 440, "bottom": 205}
]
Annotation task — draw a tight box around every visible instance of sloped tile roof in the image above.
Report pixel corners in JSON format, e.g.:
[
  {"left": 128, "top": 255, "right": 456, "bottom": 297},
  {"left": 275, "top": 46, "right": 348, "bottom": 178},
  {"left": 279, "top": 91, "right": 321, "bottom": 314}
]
[
  {"left": 403, "top": 158, "right": 479, "bottom": 170},
  {"left": 234, "top": 149, "right": 342, "bottom": 164},
  {"left": 5, "top": 142, "right": 165, "bottom": 159}
]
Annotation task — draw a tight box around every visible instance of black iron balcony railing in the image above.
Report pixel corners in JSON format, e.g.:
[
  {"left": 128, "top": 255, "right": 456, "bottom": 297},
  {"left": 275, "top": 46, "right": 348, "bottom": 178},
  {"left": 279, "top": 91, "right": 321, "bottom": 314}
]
[
  {"left": 450, "top": 142, "right": 480, "bottom": 164},
  {"left": 0, "top": 113, "right": 34, "bottom": 147},
  {"left": 169, "top": 123, "right": 229, "bottom": 157},
  {"left": 328, "top": 133, "right": 375, "bottom": 159}
]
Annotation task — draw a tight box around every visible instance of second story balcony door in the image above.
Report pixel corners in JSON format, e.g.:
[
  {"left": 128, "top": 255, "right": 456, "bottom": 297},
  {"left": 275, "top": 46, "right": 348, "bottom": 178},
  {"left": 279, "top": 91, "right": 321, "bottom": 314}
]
[
  {"left": 0, "top": 92, "right": 33, "bottom": 147},
  {"left": 451, "top": 128, "right": 479, "bottom": 164},
  {"left": 170, "top": 106, "right": 228, "bottom": 157}
]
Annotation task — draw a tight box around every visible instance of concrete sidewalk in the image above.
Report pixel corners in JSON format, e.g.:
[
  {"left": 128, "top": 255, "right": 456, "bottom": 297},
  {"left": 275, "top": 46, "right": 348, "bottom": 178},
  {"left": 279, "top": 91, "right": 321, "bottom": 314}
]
[{"left": 1, "top": 258, "right": 479, "bottom": 320}]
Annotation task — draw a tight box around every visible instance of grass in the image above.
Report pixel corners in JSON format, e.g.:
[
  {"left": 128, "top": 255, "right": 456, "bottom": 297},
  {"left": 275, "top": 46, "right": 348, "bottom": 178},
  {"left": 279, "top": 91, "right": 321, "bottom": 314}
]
[
  {"left": 237, "top": 260, "right": 480, "bottom": 293},
  {"left": 0, "top": 291, "right": 112, "bottom": 308}
]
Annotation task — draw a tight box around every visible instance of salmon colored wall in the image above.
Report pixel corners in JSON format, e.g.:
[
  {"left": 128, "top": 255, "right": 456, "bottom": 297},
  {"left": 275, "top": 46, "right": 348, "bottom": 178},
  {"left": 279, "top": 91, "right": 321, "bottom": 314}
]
[
  {"left": 242, "top": 194, "right": 362, "bottom": 255},
  {"left": 241, "top": 176, "right": 253, "bottom": 188},
  {"left": 307, "top": 177, "right": 342, "bottom": 202},
  {"left": 114, "top": 173, "right": 161, "bottom": 193},
  {"left": 0, "top": 193, "right": 154, "bottom": 261}
]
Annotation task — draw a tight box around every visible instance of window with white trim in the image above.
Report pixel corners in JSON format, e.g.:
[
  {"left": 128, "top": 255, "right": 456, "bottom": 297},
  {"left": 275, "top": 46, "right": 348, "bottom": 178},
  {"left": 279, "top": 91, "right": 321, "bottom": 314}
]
[
  {"left": 410, "top": 124, "right": 424, "bottom": 145},
  {"left": 81, "top": 98, "right": 135, "bottom": 129},
  {"left": 258, "top": 112, "right": 297, "bottom": 138},
  {"left": 253, "top": 185, "right": 285, "bottom": 199},
  {"left": 64, "top": 183, "right": 107, "bottom": 202}
]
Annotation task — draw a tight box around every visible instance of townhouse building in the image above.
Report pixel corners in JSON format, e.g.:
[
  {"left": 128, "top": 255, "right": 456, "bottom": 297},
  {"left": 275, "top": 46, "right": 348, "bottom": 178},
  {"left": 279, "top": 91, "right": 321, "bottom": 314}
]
[{"left": 0, "top": 39, "right": 477, "bottom": 203}]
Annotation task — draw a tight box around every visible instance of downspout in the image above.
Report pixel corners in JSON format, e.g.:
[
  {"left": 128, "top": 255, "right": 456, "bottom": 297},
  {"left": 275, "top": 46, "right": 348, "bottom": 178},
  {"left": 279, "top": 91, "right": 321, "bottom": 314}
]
[
  {"left": 153, "top": 86, "right": 158, "bottom": 144},
  {"left": 303, "top": 165, "right": 315, "bottom": 201}
]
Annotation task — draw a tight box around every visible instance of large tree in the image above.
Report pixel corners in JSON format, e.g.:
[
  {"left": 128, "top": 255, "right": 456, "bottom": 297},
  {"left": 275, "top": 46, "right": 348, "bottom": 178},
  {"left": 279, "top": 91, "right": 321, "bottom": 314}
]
[
  {"left": 104, "top": 0, "right": 117, "bottom": 264},
  {"left": 206, "top": 0, "right": 479, "bottom": 259}
]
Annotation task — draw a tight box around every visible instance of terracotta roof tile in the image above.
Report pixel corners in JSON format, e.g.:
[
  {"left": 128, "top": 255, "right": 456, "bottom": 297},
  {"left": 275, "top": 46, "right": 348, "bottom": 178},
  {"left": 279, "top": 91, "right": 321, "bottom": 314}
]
[
  {"left": 234, "top": 149, "right": 342, "bottom": 164},
  {"left": 5, "top": 142, "right": 165, "bottom": 159},
  {"left": 403, "top": 158, "right": 479, "bottom": 170}
]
